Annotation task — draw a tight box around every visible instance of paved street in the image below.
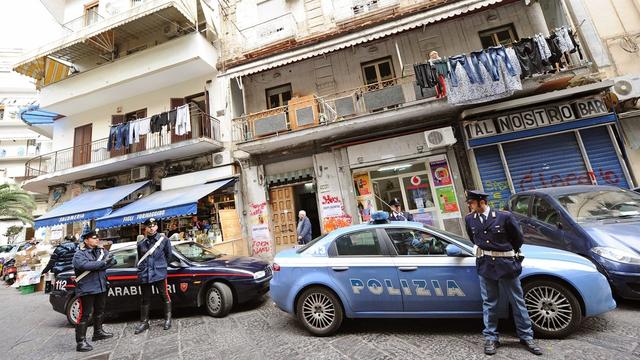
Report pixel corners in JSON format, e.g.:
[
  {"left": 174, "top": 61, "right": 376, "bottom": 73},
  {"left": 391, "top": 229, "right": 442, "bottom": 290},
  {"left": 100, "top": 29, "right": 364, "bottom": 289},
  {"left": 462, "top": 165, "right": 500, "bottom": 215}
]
[{"left": 2, "top": 286, "right": 640, "bottom": 360}]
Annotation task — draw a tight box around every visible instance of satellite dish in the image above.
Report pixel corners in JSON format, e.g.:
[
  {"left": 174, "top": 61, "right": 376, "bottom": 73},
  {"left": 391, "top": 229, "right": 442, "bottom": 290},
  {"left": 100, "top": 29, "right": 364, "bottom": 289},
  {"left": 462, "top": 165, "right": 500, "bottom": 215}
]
[{"left": 614, "top": 80, "right": 633, "bottom": 96}]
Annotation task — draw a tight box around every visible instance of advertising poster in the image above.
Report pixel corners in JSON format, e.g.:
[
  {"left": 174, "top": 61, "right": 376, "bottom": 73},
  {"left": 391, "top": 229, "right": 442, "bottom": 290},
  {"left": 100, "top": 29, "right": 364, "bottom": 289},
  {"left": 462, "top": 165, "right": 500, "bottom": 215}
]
[
  {"left": 357, "top": 195, "right": 375, "bottom": 222},
  {"left": 323, "top": 215, "right": 353, "bottom": 233},
  {"left": 430, "top": 160, "right": 452, "bottom": 186},
  {"left": 436, "top": 186, "right": 459, "bottom": 213},
  {"left": 353, "top": 173, "right": 373, "bottom": 196},
  {"left": 251, "top": 224, "right": 272, "bottom": 256}
]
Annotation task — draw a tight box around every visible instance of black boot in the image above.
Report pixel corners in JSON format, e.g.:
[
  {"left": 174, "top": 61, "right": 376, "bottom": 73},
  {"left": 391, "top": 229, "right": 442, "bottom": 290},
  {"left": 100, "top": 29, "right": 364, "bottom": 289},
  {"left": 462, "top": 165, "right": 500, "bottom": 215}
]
[
  {"left": 75, "top": 322, "right": 93, "bottom": 352},
  {"left": 134, "top": 305, "right": 150, "bottom": 335},
  {"left": 92, "top": 315, "right": 113, "bottom": 341},
  {"left": 163, "top": 302, "right": 172, "bottom": 330}
]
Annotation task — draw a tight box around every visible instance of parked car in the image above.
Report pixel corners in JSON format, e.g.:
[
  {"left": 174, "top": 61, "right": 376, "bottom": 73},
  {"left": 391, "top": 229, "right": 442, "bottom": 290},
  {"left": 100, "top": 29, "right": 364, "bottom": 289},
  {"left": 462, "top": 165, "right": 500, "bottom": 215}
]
[
  {"left": 270, "top": 221, "right": 616, "bottom": 338},
  {"left": 50, "top": 241, "right": 271, "bottom": 325},
  {"left": 508, "top": 185, "right": 640, "bottom": 300}
]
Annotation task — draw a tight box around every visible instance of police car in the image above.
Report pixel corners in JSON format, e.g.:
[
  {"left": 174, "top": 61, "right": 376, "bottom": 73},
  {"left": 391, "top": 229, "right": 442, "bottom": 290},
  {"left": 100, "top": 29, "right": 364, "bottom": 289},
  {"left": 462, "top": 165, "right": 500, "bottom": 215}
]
[
  {"left": 51, "top": 241, "right": 271, "bottom": 325},
  {"left": 270, "top": 218, "right": 616, "bottom": 338}
]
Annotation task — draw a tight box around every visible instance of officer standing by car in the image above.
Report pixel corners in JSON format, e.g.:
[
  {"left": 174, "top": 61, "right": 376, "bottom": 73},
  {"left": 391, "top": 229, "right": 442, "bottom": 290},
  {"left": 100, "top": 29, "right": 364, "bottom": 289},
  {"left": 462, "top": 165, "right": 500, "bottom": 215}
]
[
  {"left": 72, "top": 229, "right": 116, "bottom": 352},
  {"left": 464, "top": 190, "right": 542, "bottom": 356},
  {"left": 388, "top": 198, "right": 414, "bottom": 221},
  {"left": 134, "top": 218, "right": 173, "bottom": 334}
]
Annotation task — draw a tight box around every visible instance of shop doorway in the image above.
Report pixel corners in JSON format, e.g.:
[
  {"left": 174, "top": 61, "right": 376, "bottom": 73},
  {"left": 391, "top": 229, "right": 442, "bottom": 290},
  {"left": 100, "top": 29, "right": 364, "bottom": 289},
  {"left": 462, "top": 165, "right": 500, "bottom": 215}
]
[
  {"left": 269, "top": 186, "right": 298, "bottom": 248},
  {"left": 294, "top": 183, "right": 320, "bottom": 239}
]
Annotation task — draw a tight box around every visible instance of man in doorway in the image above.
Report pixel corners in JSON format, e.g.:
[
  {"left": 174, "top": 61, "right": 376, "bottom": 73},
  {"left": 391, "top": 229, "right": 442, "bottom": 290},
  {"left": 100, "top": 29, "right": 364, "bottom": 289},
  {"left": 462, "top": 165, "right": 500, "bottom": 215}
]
[
  {"left": 464, "top": 190, "right": 542, "bottom": 356},
  {"left": 297, "top": 210, "right": 312, "bottom": 245},
  {"left": 388, "top": 198, "right": 414, "bottom": 221}
]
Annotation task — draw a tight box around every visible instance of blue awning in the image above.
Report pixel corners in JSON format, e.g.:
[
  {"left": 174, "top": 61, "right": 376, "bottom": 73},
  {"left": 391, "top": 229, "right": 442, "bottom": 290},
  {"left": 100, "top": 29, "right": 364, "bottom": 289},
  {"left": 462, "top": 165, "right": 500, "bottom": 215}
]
[
  {"left": 20, "top": 105, "right": 64, "bottom": 125},
  {"left": 95, "top": 179, "right": 236, "bottom": 229},
  {"left": 35, "top": 181, "right": 150, "bottom": 228}
]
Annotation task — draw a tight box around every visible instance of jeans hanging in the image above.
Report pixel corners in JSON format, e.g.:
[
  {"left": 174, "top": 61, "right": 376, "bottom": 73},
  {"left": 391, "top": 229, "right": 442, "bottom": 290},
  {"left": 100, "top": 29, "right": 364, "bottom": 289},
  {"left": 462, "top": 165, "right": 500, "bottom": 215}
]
[
  {"left": 487, "top": 46, "right": 517, "bottom": 77},
  {"left": 448, "top": 55, "right": 477, "bottom": 87},
  {"left": 107, "top": 126, "right": 118, "bottom": 151},
  {"left": 470, "top": 50, "right": 499, "bottom": 83}
]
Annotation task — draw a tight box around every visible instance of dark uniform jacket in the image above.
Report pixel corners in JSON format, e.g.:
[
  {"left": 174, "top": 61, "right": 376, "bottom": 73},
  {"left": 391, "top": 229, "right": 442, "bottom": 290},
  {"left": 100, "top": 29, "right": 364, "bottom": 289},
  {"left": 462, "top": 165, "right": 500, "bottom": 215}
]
[
  {"left": 137, "top": 233, "right": 172, "bottom": 284},
  {"left": 465, "top": 209, "right": 524, "bottom": 280},
  {"left": 72, "top": 246, "right": 110, "bottom": 296},
  {"left": 42, "top": 241, "right": 77, "bottom": 274},
  {"left": 389, "top": 211, "right": 414, "bottom": 221}
]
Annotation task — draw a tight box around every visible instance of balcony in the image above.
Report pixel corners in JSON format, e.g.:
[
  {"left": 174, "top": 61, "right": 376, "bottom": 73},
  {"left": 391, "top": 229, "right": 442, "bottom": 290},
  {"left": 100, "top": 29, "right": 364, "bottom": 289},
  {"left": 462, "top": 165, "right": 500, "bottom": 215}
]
[
  {"left": 231, "top": 66, "right": 595, "bottom": 155},
  {"left": 333, "top": 0, "right": 401, "bottom": 23},
  {"left": 237, "top": 13, "right": 298, "bottom": 54},
  {"left": 38, "top": 33, "right": 218, "bottom": 116},
  {"left": 23, "top": 105, "right": 222, "bottom": 194}
]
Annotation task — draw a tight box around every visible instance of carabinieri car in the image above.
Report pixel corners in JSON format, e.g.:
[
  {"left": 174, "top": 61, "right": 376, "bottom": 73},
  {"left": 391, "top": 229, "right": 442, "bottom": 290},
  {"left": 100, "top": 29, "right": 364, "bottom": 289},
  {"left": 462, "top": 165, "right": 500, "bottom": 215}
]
[
  {"left": 51, "top": 241, "right": 271, "bottom": 325},
  {"left": 270, "top": 221, "right": 616, "bottom": 338}
]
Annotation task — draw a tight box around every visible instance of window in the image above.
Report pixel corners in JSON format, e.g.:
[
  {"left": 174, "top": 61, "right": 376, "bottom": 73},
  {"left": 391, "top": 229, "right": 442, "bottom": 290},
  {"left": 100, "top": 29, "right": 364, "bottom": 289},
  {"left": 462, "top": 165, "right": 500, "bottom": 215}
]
[
  {"left": 387, "top": 229, "right": 448, "bottom": 256},
  {"left": 361, "top": 57, "right": 395, "bottom": 90},
  {"left": 401, "top": 175, "right": 435, "bottom": 210},
  {"left": 353, "top": 0, "right": 379, "bottom": 15},
  {"left": 532, "top": 197, "right": 560, "bottom": 226},
  {"left": 265, "top": 83, "right": 292, "bottom": 109},
  {"left": 479, "top": 24, "right": 518, "bottom": 48},
  {"left": 334, "top": 230, "right": 382, "bottom": 256},
  {"left": 125, "top": 108, "right": 146, "bottom": 121},
  {"left": 111, "top": 248, "right": 137, "bottom": 268},
  {"left": 511, "top": 195, "right": 531, "bottom": 216},
  {"left": 174, "top": 242, "right": 223, "bottom": 262},
  {"left": 84, "top": 1, "right": 100, "bottom": 26},
  {"left": 555, "top": 189, "right": 640, "bottom": 222}
]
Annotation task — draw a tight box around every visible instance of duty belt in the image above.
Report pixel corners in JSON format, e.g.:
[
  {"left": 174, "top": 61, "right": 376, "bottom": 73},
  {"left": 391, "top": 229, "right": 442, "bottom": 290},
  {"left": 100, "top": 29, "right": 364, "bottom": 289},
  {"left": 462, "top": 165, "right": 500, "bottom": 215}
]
[{"left": 473, "top": 245, "right": 515, "bottom": 258}]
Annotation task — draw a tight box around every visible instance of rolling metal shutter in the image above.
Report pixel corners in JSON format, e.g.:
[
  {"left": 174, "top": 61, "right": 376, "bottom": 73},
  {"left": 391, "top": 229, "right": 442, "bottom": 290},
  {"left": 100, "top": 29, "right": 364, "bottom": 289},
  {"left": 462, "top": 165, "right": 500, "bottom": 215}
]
[
  {"left": 580, "top": 126, "right": 629, "bottom": 189},
  {"left": 502, "top": 132, "right": 590, "bottom": 192},
  {"left": 474, "top": 145, "right": 511, "bottom": 210}
]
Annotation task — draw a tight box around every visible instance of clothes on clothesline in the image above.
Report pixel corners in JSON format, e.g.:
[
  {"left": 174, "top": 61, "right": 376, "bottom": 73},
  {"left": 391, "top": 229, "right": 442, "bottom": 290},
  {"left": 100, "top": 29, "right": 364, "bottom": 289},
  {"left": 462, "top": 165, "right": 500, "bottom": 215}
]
[
  {"left": 174, "top": 105, "right": 191, "bottom": 136},
  {"left": 413, "top": 60, "right": 448, "bottom": 98}
]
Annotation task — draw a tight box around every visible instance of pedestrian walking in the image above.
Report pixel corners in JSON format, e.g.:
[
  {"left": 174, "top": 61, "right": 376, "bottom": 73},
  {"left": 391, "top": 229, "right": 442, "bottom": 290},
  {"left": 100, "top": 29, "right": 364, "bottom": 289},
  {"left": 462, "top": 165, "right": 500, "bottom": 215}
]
[
  {"left": 41, "top": 235, "right": 78, "bottom": 275},
  {"left": 134, "top": 218, "right": 173, "bottom": 334},
  {"left": 71, "top": 229, "right": 116, "bottom": 352},
  {"left": 388, "top": 198, "right": 414, "bottom": 221},
  {"left": 464, "top": 190, "right": 542, "bottom": 356},
  {"left": 297, "top": 210, "right": 312, "bottom": 245}
]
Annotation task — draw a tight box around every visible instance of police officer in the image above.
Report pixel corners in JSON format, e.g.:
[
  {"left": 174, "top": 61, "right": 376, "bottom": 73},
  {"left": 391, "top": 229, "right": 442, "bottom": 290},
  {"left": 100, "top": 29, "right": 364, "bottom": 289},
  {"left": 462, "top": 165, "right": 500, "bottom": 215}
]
[
  {"left": 71, "top": 229, "right": 116, "bottom": 352},
  {"left": 388, "top": 198, "right": 414, "bottom": 221},
  {"left": 464, "top": 190, "right": 542, "bottom": 356},
  {"left": 134, "top": 218, "right": 173, "bottom": 334}
]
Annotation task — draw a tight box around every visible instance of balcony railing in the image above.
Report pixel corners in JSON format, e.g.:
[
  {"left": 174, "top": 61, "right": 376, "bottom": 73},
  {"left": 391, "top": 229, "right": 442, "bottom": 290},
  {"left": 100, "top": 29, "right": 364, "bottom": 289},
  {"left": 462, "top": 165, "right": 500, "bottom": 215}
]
[
  {"left": 25, "top": 104, "right": 220, "bottom": 179},
  {"left": 239, "top": 13, "right": 298, "bottom": 51},
  {"left": 232, "top": 74, "right": 429, "bottom": 142}
]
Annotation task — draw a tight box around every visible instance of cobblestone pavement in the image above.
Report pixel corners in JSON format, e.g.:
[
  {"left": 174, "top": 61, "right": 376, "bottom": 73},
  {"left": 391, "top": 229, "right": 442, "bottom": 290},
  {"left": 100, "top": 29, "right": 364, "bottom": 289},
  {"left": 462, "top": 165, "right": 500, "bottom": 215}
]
[{"left": 2, "top": 285, "right": 640, "bottom": 360}]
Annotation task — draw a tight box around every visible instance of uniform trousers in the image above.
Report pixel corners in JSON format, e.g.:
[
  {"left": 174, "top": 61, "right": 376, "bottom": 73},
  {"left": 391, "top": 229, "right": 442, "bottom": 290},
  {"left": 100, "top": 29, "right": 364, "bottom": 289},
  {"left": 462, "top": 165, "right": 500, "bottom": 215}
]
[
  {"left": 140, "top": 279, "right": 171, "bottom": 305},
  {"left": 478, "top": 275, "right": 534, "bottom": 341},
  {"left": 78, "top": 292, "right": 107, "bottom": 324}
]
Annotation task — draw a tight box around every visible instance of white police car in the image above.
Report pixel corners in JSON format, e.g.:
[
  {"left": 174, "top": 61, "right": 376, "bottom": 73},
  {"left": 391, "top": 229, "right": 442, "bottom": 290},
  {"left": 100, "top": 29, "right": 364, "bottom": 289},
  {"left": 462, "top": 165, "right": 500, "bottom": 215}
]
[{"left": 270, "top": 214, "right": 616, "bottom": 337}]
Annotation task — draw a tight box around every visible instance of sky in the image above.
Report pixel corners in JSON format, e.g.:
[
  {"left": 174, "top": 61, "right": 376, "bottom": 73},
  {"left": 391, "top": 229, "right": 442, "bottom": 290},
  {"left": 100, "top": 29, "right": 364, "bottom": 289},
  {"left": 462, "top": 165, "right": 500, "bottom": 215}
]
[{"left": 0, "top": 0, "right": 63, "bottom": 51}]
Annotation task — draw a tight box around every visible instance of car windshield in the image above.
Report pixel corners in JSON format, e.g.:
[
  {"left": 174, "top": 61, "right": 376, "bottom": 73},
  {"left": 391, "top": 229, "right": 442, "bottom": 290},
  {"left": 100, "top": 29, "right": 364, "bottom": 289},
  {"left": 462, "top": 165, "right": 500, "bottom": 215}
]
[
  {"left": 173, "top": 242, "right": 223, "bottom": 262},
  {"left": 296, "top": 234, "right": 328, "bottom": 253},
  {"left": 555, "top": 189, "right": 640, "bottom": 222},
  {"left": 424, "top": 225, "right": 474, "bottom": 248}
]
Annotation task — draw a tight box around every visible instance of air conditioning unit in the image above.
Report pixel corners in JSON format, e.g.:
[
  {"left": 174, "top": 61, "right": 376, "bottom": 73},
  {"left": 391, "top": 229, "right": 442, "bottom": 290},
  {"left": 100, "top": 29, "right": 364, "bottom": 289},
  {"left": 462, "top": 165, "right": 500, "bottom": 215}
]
[
  {"left": 611, "top": 75, "right": 640, "bottom": 101},
  {"left": 131, "top": 166, "right": 149, "bottom": 181},
  {"left": 212, "top": 150, "right": 232, "bottom": 166},
  {"left": 424, "top": 126, "right": 457, "bottom": 149},
  {"left": 163, "top": 23, "right": 180, "bottom": 38}
]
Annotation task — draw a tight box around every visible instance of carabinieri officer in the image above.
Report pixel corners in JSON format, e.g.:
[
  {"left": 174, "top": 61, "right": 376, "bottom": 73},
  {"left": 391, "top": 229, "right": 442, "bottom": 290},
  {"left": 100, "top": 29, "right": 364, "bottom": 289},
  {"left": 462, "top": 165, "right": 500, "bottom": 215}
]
[
  {"left": 134, "top": 218, "right": 173, "bottom": 334},
  {"left": 464, "top": 190, "right": 542, "bottom": 356},
  {"left": 72, "top": 229, "right": 116, "bottom": 352}
]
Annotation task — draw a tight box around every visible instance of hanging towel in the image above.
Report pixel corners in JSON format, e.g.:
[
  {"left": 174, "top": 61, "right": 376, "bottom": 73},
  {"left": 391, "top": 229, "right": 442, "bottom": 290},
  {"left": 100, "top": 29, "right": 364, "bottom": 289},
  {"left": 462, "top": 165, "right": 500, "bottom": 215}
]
[{"left": 175, "top": 105, "right": 191, "bottom": 136}]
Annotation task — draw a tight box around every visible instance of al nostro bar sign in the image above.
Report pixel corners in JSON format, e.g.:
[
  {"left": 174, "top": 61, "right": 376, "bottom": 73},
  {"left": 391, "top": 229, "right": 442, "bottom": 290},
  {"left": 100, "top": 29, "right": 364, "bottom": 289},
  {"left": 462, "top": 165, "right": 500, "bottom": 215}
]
[{"left": 466, "top": 97, "right": 610, "bottom": 139}]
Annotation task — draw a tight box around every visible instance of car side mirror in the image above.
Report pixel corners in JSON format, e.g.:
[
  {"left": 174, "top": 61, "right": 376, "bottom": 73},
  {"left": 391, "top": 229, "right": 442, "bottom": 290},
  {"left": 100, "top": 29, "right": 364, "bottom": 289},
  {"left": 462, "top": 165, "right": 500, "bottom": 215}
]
[
  {"left": 169, "top": 260, "right": 184, "bottom": 268},
  {"left": 445, "top": 244, "right": 463, "bottom": 257}
]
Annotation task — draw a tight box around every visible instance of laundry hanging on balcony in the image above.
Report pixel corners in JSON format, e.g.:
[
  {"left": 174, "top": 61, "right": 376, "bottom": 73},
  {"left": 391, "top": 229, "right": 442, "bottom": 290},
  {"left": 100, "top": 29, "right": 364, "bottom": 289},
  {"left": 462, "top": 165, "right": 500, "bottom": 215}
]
[{"left": 174, "top": 105, "right": 190, "bottom": 136}]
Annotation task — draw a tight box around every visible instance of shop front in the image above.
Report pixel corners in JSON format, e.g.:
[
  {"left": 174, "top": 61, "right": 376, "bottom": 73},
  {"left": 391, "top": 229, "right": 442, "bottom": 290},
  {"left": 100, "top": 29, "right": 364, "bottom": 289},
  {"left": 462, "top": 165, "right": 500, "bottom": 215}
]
[
  {"left": 465, "top": 96, "right": 633, "bottom": 209},
  {"left": 345, "top": 129, "right": 467, "bottom": 235},
  {"left": 95, "top": 178, "right": 244, "bottom": 253}
]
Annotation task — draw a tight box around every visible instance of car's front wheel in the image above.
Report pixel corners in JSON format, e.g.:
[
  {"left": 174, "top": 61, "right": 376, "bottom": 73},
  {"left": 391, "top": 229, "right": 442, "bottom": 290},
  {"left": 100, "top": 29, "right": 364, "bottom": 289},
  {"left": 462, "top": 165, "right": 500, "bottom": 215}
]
[
  {"left": 205, "top": 282, "right": 233, "bottom": 318},
  {"left": 523, "top": 280, "right": 582, "bottom": 338},
  {"left": 66, "top": 296, "right": 82, "bottom": 326},
  {"left": 296, "top": 286, "right": 343, "bottom": 336}
]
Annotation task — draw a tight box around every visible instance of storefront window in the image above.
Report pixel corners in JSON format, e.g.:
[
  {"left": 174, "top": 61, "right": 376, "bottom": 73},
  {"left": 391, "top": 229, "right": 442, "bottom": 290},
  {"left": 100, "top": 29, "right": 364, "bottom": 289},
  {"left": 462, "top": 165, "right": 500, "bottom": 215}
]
[
  {"left": 401, "top": 174, "right": 435, "bottom": 210},
  {"left": 370, "top": 162, "right": 426, "bottom": 179},
  {"left": 372, "top": 178, "right": 404, "bottom": 210}
]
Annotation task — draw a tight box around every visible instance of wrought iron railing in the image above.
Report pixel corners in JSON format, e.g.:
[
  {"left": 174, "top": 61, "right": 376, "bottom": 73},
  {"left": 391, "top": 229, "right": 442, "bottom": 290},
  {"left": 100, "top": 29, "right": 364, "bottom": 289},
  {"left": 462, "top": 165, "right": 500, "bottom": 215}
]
[
  {"left": 25, "top": 104, "right": 220, "bottom": 179},
  {"left": 232, "top": 74, "right": 423, "bottom": 142}
]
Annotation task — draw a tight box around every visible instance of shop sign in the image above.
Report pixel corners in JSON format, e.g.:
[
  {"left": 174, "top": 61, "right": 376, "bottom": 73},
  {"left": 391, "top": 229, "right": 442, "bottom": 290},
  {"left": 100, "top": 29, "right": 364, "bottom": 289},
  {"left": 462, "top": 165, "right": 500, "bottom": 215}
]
[{"left": 467, "top": 98, "right": 609, "bottom": 139}]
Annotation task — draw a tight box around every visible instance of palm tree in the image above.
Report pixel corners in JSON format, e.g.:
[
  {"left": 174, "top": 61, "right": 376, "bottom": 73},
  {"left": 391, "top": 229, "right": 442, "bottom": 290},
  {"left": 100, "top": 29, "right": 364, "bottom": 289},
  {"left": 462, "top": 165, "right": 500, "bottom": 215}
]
[{"left": 0, "top": 183, "right": 37, "bottom": 225}]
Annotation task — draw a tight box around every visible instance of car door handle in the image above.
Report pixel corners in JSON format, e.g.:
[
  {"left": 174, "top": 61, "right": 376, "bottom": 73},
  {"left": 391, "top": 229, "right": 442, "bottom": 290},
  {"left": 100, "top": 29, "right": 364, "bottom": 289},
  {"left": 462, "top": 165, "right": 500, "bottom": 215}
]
[
  {"left": 398, "top": 266, "right": 418, "bottom": 272},
  {"left": 331, "top": 266, "right": 349, "bottom": 272}
]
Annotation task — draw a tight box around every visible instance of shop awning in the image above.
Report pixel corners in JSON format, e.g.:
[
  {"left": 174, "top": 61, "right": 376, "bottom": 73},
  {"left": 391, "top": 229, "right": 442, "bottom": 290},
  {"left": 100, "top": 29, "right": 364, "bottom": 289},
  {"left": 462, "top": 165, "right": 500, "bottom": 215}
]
[
  {"left": 34, "top": 181, "right": 150, "bottom": 228},
  {"left": 95, "top": 179, "right": 235, "bottom": 229}
]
